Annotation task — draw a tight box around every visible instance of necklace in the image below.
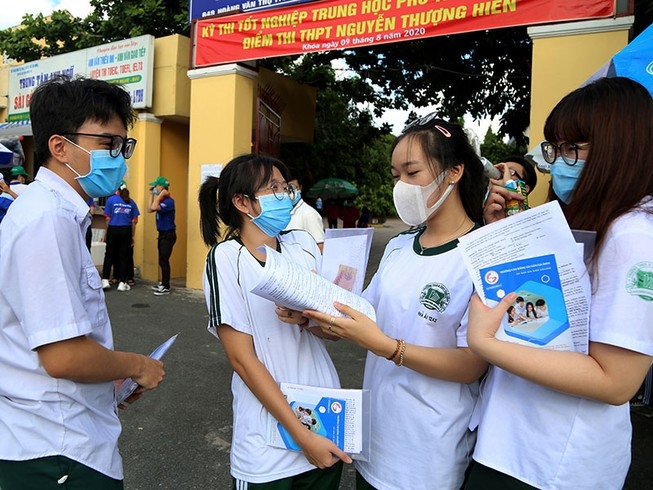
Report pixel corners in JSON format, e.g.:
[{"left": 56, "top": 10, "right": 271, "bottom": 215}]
[{"left": 417, "top": 221, "right": 476, "bottom": 254}]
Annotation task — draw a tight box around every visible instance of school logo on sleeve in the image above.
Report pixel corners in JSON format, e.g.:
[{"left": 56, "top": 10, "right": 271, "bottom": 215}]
[
  {"left": 626, "top": 262, "right": 653, "bottom": 301},
  {"left": 419, "top": 282, "right": 450, "bottom": 312}
]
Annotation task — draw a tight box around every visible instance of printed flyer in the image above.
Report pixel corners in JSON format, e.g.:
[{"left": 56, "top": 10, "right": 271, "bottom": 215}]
[
  {"left": 480, "top": 254, "right": 573, "bottom": 349},
  {"left": 267, "top": 383, "right": 370, "bottom": 460}
]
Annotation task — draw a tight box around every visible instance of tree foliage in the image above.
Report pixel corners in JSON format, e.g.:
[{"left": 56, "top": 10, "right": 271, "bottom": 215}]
[
  {"left": 0, "top": 0, "right": 189, "bottom": 63},
  {"left": 278, "top": 57, "right": 394, "bottom": 217}
]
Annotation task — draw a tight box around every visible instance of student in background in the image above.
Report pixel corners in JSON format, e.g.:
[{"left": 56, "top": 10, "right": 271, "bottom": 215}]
[{"left": 285, "top": 177, "right": 325, "bottom": 252}]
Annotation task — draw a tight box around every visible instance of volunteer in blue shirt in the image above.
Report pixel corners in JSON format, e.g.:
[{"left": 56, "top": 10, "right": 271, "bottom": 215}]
[
  {"left": 148, "top": 176, "right": 175, "bottom": 295},
  {"left": 102, "top": 184, "right": 139, "bottom": 292}
]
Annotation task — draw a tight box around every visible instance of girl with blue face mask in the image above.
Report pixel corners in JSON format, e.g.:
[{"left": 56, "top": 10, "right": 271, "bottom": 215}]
[
  {"left": 197, "top": 154, "right": 350, "bottom": 489},
  {"left": 465, "top": 77, "right": 653, "bottom": 489}
]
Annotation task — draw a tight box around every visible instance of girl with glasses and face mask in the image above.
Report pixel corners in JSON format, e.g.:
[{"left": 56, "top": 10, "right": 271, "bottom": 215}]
[
  {"left": 197, "top": 154, "right": 350, "bottom": 489},
  {"left": 465, "top": 77, "right": 653, "bottom": 489},
  {"left": 304, "top": 118, "right": 487, "bottom": 490}
]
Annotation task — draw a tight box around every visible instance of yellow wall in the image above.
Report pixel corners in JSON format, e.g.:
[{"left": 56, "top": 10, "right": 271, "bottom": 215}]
[
  {"left": 527, "top": 17, "right": 633, "bottom": 206},
  {"left": 186, "top": 64, "right": 258, "bottom": 289}
]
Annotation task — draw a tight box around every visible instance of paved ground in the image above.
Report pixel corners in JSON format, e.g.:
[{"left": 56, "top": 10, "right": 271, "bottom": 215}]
[{"left": 106, "top": 218, "right": 652, "bottom": 489}]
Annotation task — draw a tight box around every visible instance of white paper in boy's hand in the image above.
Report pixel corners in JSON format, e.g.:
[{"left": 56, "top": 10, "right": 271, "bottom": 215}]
[
  {"left": 115, "top": 333, "right": 179, "bottom": 404},
  {"left": 250, "top": 245, "right": 376, "bottom": 321}
]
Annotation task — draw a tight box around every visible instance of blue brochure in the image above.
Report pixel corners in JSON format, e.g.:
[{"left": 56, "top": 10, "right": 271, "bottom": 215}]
[
  {"left": 267, "top": 383, "right": 370, "bottom": 460},
  {"left": 480, "top": 255, "right": 569, "bottom": 346}
]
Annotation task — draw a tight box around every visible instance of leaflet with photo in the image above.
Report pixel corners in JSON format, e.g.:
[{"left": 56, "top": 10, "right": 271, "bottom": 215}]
[
  {"left": 267, "top": 383, "right": 371, "bottom": 461},
  {"left": 458, "top": 201, "right": 590, "bottom": 353},
  {"left": 480, "top": 254, "right": 576, "bottom": 350},
  {"left": 322, "top": 228, "right": 374, "bottom": 295}
]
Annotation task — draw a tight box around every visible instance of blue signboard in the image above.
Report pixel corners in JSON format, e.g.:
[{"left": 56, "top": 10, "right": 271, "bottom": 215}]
[{"left": 189, "top": 0, "right": 318, "bottom": 22}]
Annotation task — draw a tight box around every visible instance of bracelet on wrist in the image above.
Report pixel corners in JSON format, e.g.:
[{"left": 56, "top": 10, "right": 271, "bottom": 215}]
[
  {"left": 394, "top": 339, "right": 407, "bottom": 367},
  {"left": 387, "top": 338, "right": 401, "bottom": 361}
]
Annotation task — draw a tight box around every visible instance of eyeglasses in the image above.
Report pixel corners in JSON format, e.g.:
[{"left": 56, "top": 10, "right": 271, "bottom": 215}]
[
  {"left": 508, "top": 168, "right": 523, "bottom": 182},
  {"left": 401, "top": 112, "right": 452, "bottom": 138},
  {"left": 62, "top": 133, "right": 137, "bottom": 159},
  {"left": 255, "top": 182, "right": 296, "bottom": 201},
  {"left": 540, "top": 141, "right": 589, "bottom": 167}
]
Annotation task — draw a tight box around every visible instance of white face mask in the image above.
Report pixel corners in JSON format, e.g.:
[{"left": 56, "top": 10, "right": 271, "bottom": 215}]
[{"left": 392, "top": 170, "right": 454, "bottom": 226}]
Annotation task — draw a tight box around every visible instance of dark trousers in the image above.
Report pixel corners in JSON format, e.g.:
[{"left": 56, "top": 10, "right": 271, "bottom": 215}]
[
  {"left": 0, "top": 456, "right": 123, "bottom": 490},
  {"left": 102, "top": 226, "right": 132, "bottom": 282},
  {"left": 157, "top": 230, "right": 176, "bottom": 288}
]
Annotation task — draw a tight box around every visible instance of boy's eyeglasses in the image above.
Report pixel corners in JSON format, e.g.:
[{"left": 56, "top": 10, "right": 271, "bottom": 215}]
[{"left": 61, "top": 133, "right": 137, "bottom": 159}]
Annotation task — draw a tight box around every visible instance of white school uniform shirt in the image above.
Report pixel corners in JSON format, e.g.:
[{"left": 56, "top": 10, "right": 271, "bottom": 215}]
[
  {"left": 471, "top": 198, "right": 653, "bottom": 489},
  {"left": 0, "top": 167, "right": 122, "bottom": 479},
  {"left": 286, "top": 198, "right": 325, "bottom": 245},
  {"left": 355, "top": 227, "right": 479, "bottom": 490},
  {"left": 203, "top": 230, "right": 340, "bottom": 484}
]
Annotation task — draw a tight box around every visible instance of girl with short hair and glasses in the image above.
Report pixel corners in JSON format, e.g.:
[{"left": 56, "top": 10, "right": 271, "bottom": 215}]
[
  {"left": 304, "top": 117, "right": 487, "bottom": 489},
  {"left": 466, "top": 77, "right": 653, "bottom": 489},
  {"left": 198, "top": 154, "right": 350, "bottom": 489}
]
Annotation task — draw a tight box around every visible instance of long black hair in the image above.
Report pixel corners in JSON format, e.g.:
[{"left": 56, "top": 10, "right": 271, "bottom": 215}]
[{"left": 198, "top": 154, "right": 291, "bottom": 246}]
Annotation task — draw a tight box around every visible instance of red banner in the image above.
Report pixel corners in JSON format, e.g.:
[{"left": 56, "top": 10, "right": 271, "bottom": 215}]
[{"left": 193, "top": 0, "right": 615, "bottom": 67}]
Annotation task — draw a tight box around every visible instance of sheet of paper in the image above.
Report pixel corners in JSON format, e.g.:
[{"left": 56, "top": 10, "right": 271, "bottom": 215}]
[
  {"left": 250, "top": 245, "right": 376, "bottom": 321},
  {"left": 322, "top": 228, "right": 374, "bottom": 295},
  {"left": 457, "top": 201, "right": 590, "bottom": 353},
  {"left": 115, "top": 333, "right": 179, "bottom": 404},
  {"left": 267, "top": 383, "right": 371, "bottom": 460}
]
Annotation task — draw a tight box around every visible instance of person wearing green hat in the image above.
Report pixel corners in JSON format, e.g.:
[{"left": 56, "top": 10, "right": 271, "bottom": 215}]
[
  {"left": 9, "top": 166, "right": 30, "bottom": 196},
  {"left": 148, "top": 176, "right": 176, "bottom": 295}
]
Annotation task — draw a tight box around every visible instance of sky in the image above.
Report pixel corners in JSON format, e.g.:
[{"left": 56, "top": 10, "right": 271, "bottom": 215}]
[{"left": 1, "top": 1, "right": 500, "bottom": 138}]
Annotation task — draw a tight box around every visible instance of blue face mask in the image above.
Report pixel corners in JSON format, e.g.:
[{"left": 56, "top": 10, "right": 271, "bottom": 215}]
[
  {"left": 551, "top": 157, "right": 585, "bottom": 205},
  {"left": 248, "top": 193, "right": 293, "bottom": 237},
  {"left": 64, "top": 139, "right": 127, "bottom": 198},
  {"left": 291, "top": 189, "right": 301, "bottom": 207}
]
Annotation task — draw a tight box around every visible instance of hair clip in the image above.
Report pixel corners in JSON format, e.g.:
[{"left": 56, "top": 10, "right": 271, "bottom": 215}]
[{"left": 434, "top": 125, "right": 452, "bottom": 138}]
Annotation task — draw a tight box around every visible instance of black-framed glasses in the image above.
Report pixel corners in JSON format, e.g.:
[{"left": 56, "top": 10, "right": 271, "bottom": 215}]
[
  {"left": 508, "top": 168, "right": 523, "bottom": 182},
  {"left": 255, "top": 183, "right": 296, "bottom": 201},
  {"left": 62, "top": 132, "right": 137, "bottom": 159},
  {"left": 540, "top": 141, "right": 589, "bottom": 166},
  {"left": 401, "top": 112, "right": 452, "bottom": 138}
]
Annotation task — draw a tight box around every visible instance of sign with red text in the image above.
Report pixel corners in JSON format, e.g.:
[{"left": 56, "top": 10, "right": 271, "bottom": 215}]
[
  {"left": 193, "top": 0, "right": 615, "bottom": 67},
  {"left": 8, "top": 35, "right": 154, "bottom": 121}
]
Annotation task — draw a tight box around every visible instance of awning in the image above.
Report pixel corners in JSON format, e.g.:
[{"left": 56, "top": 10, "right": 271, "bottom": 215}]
[{"left": 0, "top": 120, "right": 33, "bottom": 137}]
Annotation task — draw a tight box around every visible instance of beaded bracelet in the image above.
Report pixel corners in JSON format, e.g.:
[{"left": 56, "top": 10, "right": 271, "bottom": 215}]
[
  {"left": 387, "top": 338, "right": 402, "bottom": 361},
  {"left": 394, "top": 339, "right": 407, "bottom": 367}
]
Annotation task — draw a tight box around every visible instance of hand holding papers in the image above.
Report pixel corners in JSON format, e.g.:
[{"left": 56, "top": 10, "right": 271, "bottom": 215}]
[
  {"left": 115, "top": 333, "right": 179, "bottom": 404},
  {"left": 267, "top": 383, "right": 371, "bottom": 461},
  {"left": 457, "top": 202, "right": 590, "bottom": 353},
  {"left": 250, "top": 245, "right": 376, "bottom": 321}
]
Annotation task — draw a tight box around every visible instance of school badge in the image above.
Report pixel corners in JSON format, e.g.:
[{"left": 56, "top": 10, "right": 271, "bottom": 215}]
[
  {"left": 626, "top": 262, "right": 653, "bottom": 301},
  {"left": 419, "top": 282, "right": 450, "bottom": 312}
]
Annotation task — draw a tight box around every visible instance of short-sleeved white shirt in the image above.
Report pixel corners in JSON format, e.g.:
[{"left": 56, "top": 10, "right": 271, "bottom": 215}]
[
  {"left": 471, "top": 198, "right": 653, "bottom": 489},
  {"left": 0, "top": 167, "right": 122, "bottom": 479},
  {"left": 203, "top": 230, "right": 340, "bottom": 483},
  {"left": 355, "top": 227, "right": 479, "bottom": 490},
  {"left": 286, "top": 199, "right": 325, "bottom": 244}
]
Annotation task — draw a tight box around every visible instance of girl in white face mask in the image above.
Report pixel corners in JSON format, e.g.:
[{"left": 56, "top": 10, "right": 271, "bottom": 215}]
[{"left": 304, "top": 117, "right": 487, "bottom": 490}]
